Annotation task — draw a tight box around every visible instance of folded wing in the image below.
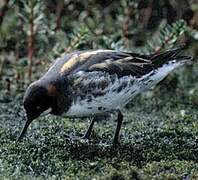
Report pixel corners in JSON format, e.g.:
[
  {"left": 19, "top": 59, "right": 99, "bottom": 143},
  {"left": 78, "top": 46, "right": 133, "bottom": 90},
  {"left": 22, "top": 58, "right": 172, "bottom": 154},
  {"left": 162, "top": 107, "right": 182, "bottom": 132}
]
[{"left": 60, "top": 45, "right": 191, "bottom": 78}]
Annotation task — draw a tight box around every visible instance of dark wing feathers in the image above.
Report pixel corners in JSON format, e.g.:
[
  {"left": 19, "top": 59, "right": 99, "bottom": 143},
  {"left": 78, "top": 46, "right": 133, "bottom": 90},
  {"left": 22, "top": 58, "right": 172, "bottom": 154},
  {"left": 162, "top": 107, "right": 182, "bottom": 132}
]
[
  {"left": 149, "top": 45, "right": 187, "bottom": 64},
  {"left": 85, "top": 54, "right": 152, "bottom": 77},
  {"left": 60, "top": 45, "right": 189, "bottom": 78},
  {"left": 85, "top": 46, "right": 188, "bottom": 77}
]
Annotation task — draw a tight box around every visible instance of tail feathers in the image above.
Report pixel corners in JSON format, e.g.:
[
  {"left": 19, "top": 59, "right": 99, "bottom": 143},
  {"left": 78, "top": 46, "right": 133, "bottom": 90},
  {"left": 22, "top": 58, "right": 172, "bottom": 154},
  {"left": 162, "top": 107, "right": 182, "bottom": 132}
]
[
  {"left": 173, "top": 55, "right": 193, "bottom": 62},
  {"left": 150, "top": 44, "right": 193, "bottom": 67}
]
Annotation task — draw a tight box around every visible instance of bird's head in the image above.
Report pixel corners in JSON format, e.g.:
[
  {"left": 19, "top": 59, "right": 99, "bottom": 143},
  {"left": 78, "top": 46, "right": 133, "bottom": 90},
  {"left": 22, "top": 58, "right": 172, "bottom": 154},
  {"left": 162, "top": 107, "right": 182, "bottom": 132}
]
[
  {"left": 17, "top": 80, "right": 69, "bottom": 141},
  {"left": 17, "top": 81, "right": 54, "bottom": 141},
  {"left": 23, "top": 82, "right": 52, "bottom": 121}
]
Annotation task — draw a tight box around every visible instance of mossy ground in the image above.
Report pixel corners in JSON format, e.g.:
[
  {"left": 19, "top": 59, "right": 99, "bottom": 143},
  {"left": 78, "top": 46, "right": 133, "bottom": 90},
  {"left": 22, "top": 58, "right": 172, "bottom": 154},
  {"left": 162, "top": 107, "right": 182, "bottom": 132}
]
[{"left": 0, "top": 67, "right": 198, "bottom": 179}]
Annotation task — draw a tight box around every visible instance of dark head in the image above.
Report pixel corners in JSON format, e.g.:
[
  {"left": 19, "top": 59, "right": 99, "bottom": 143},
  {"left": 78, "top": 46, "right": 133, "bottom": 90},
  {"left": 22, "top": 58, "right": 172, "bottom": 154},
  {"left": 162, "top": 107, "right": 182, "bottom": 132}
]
[
  {"left": 23, "top": 82, "right": 51, "bottom": 121},
  {"left": 17, "top": 80, "right": 69, "bottom": 141},
  {"left": 17, "top": 81, "right": 52, "bottom": 141}
]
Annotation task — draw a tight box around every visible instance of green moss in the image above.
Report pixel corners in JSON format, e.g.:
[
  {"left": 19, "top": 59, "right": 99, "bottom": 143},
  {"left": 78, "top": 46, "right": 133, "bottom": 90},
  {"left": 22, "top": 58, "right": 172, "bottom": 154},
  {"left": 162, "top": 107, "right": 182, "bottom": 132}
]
[{"left": 142, "top": 160, "right": 198, "bottom": 179}]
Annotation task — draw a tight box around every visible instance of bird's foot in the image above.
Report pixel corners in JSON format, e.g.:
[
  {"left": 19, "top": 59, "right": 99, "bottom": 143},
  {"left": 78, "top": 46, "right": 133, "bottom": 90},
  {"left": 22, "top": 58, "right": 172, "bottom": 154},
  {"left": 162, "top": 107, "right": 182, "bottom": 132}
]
[
  {"left": 81, "top": 133, "right": 91, "bottom": 140},
  {"left": 112, "top": 139, "right": 121, "bottom": 149},
  {"left": 76, "top": 134, "right": 91, "bottom": 143}
]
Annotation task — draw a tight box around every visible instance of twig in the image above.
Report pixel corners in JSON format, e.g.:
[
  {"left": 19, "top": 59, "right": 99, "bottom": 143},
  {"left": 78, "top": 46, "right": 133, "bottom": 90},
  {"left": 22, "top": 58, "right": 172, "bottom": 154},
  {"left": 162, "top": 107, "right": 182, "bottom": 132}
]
[
  {"left": 122, "top": 7, "right": 132, "bottom": 47},
  {"left": 55, "top": 0, "right": 64, "bottom": 31},
  {"left": 0, "top": 0, "right": 10, "bottom": 25},
  {"left": 28, "top": 1, "right": 35, "bottom": 81}
]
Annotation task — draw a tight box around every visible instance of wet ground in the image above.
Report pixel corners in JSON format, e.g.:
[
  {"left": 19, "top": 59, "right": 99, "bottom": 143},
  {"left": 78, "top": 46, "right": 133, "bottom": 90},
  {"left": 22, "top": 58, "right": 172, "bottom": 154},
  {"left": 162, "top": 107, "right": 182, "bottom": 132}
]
[{"left": 0, "top": 71, "right": 198, "bottom": 179}]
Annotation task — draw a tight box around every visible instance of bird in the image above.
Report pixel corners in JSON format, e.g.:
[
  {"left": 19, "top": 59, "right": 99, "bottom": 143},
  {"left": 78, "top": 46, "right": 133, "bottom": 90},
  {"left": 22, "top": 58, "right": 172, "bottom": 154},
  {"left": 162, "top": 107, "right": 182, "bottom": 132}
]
[{"left": 17, "top": 45, "right": 192, "bottom": 146}]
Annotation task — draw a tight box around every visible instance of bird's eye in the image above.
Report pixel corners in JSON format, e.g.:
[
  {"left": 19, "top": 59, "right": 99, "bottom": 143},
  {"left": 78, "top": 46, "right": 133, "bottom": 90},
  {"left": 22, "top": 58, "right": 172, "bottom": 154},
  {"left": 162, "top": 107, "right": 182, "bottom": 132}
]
[{"left": 36, "top": 106, "right": 41, "bottom": 110}]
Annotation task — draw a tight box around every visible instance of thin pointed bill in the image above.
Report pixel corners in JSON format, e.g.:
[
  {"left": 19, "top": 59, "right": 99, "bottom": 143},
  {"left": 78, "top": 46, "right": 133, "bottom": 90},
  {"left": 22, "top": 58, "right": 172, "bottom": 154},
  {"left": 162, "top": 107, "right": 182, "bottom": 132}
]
[
  {"left": 17, "top": 116, "right": 33, "bottom": 142},
  {"left": 17, "top": 108, "right": 52, "bottom": 142}
]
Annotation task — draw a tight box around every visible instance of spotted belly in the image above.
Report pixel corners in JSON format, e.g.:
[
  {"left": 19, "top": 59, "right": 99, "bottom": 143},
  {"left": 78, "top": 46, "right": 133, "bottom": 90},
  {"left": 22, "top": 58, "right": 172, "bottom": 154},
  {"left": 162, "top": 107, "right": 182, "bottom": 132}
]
[{"left": 65, "top": 72, "right": 140, "bottom": 117}]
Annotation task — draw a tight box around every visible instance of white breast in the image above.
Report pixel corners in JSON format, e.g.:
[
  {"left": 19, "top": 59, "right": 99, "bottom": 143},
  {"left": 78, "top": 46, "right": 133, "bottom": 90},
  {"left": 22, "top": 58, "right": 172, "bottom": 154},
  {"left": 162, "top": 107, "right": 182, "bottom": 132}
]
[{"left": 65, "top": 74, "right": 140, "bottom": 117}]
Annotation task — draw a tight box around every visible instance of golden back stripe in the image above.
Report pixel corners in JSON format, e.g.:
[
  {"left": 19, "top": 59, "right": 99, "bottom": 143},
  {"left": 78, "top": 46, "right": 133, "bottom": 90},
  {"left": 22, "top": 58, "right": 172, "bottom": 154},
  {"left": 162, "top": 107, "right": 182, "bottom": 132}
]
[{"left": 60, "top": 50, "right": 113, "bottom": 74}]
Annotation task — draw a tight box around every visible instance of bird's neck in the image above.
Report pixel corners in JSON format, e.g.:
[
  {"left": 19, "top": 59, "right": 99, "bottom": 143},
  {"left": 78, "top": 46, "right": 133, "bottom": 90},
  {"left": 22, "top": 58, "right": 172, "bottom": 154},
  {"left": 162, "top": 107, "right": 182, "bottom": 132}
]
[{"left": 36, "top": 75, "right": 72, "bottom": 115}]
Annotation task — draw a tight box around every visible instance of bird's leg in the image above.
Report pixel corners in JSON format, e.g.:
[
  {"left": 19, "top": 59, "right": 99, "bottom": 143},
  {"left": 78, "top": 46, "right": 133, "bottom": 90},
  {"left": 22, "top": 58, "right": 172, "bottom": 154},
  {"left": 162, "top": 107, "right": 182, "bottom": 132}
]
[
  {"left": 82, "top": 117, "right": 97, "bottom": 139},
  {"left": 113, "top": 110, "right": 123, "bottom": 147}
]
